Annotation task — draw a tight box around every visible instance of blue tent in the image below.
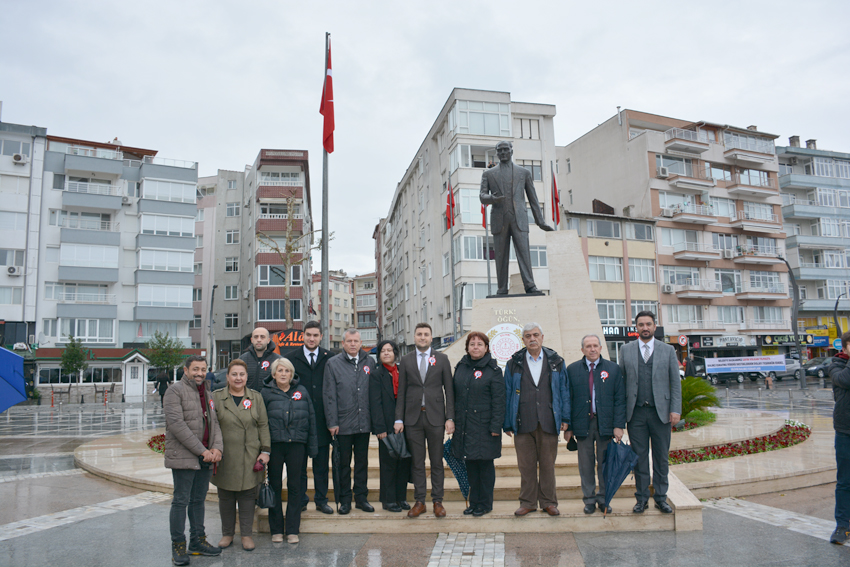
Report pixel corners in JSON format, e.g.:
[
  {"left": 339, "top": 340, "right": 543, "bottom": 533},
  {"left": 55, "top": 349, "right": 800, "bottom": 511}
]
[{"left": 0, "top": 348, "right": 26, "bottom": 414}]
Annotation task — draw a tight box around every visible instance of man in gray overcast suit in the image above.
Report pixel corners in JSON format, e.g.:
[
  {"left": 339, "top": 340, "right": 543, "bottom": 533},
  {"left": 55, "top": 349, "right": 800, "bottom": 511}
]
[{"left": 618, "top": 310, "right": 681, "bottom": 515}]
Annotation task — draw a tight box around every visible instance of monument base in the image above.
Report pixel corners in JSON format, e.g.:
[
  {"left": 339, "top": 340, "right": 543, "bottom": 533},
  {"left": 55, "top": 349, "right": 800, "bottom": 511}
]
[{"left": 485, "top": 291, "right": 546, "bottom": 299}]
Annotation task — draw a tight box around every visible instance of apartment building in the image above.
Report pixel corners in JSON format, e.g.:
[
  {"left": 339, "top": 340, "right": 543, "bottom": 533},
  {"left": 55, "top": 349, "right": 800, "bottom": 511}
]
[
  {"left": 377, "top": 88, "right": 558, "bottom": 351},
  {"left": 353, "top": 272, "right": 378, "bottom": 348},
  {"left": 560, "top": 211, "right": 659, "bottom": 364},
  {"left": 559, "top": 110, "right": 791, "bottom": 359},
  {"left": 311, "top": 270, "right": 353, "bottom": 349},
  {"left": 778, "top": 136, "right": 850, "bottom": 357},
  {"left": 195, "top": 150, "right": 313, "bottom": 368}
]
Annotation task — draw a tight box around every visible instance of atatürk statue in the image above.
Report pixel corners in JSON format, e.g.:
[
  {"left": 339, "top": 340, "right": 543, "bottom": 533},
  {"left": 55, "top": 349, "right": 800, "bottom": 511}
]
[{"left": 480, "top": 141, "right": 554, "bottom": 295}]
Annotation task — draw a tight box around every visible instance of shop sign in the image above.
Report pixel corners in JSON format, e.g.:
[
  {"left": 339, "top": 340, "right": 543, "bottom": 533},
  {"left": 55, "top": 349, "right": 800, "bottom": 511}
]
[
  {"left": 761, "top": 346, "right": 779, "bottom": 356},
  {"left": 806, "top": 328, "right": 830, "bottom": 347},
  {"left": 603, "top": 326, "right": 664, "bottom": 340},
  {"left": 762, "top": 334, "right": 814, "bottom": 346}
]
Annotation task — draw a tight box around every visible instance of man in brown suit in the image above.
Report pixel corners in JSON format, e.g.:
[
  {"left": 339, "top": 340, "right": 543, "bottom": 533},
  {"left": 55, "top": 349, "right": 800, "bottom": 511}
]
[{"left": 394, "top": 323, "right": 455, "bottom": 518}]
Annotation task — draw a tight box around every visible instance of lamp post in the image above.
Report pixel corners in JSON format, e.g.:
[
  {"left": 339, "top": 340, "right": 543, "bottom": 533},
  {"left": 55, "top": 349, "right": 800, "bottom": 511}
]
[
  {"left": 779, "top": 256, "right": 806, "bottom": 389},
  {"left": 834, "top": 293, "right": 846, "bottom": 338}
]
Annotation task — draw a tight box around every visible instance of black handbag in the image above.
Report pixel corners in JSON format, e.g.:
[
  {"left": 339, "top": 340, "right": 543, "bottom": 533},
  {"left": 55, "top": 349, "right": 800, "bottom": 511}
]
[
  {"left": 256, "top": 467, "right": 276, "bottom": 509},
  {"left": 381, "top": 432, "right": 411, "bottom": 460}
]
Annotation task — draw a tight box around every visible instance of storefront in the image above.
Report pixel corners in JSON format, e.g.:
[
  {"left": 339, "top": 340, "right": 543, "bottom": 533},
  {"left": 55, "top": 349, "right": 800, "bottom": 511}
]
[
  {"left": 603, "top": 325, "right": 664, "bottom": 364},
  {"left": 686, "top": 335, "right": 758, "bottom": 360},
  {"left": 758, "top": 334, "right": 815, "bottom": 358}
]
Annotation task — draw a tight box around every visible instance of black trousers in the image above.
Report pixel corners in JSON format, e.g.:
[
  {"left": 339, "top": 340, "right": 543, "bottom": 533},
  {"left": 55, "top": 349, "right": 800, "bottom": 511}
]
[
  {"left": 466, "top": 459, "right": 495, "bottom": 511},
  {"left": 268, "top": 442, "right": 306, "bottom": 536},
  {"left": 628, "top": 405, "right": 671, "bottom": 504},
  {"left": 300, "top": 444, "right": 331, "bottom": 507},
  {"left": 377, "top": 440, "right": 411, "bottom": 504},
  {"left": 337, "top": 432, "right": 370, "bottom": 505}
]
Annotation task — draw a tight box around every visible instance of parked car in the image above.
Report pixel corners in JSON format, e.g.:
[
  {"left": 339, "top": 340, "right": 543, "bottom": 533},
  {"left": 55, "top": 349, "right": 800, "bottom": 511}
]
[
  {"left": 707, "top": 371, "right": 764, "bottom": 385},
  {"left": 767, "top": 356, "right": 801, "bottom": 381},
  {"left": 802, "top": 357, "right": 831, "bottom": 379}
]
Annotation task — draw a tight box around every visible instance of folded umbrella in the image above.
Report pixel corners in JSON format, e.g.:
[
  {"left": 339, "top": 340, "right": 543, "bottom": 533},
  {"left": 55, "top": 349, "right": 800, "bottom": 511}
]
[
  {"left": 442, "top": 438, "right": 469, "bottom": 503},
  {"left": 601, "top": 439, "right": 639, "bottom": 517},
  {"left": 330, "top": 435, "right": 342, "bottom": 512},
  {"left": 381, "top": 432, "right": 411, "bottom": 460},
  {"left": 0, "top": 348, "right": 26, "bottom": 415}
]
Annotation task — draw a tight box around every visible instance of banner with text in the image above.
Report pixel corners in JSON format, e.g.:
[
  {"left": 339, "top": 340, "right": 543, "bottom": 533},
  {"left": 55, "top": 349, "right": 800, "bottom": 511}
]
[{"left": 704, "top": 355, "right": 786, "bottom": 374}]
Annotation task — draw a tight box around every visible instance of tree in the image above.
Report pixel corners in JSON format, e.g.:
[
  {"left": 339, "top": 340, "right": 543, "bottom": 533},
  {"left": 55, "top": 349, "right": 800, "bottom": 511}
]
[
  {"left": 61, "top": 336, "right": 89, "bottom": 382},
  {"left": 680, "top": 376, "right": 720, "bottom": 418},
  {"left": 146, "top": 331, "right": 186, "bottom": 376}
]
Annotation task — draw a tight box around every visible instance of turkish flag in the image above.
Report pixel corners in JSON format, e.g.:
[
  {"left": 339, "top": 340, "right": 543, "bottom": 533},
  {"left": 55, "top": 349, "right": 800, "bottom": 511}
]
[
  {"left": 320, "top": 41, "right": 334, "bottom": 154},
  {"left": 481, "top": 204, "right": 487, "bottom": 228},
  {"left": 551, "top": 163, "right": 560, "bottom": 226},
  {"left": 446, "top": 181, "right": 456, "bottom": 229}
]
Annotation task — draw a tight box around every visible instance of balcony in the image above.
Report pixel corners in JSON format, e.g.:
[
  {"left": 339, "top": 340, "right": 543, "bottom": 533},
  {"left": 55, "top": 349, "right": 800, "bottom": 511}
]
[
  {"left": 143, "top": 155, "right": 197, "bottom": 169},
  {"left": 661, "top": 204, "right": 716, "bottom": 225},
  {"left": 57, "top": 293, "right": 117, "bottom": 305},
  {"left": 257, "top": 179, "right": 302, "bottom": 187},
  {"left": 731, "top": 244, "right": 783, "bottom": 264},
  {"left": 66, "top": 146, "right": 123, "bottom": 160},
  {"left": 58, "top": 218, "right": 119, "bottom": 232},
  {"left": 258, "top": 213, "right": 303, "bottom": 220},
  {"left": 64, "top": 181, "right": 121, "bottom": 196},
  {"left": 794, "top": 262, "right": 850, "bottom": 280},
  {"left": 726, "top": 174, "right": 778, "bottom": 198},
  {"left": 735, "top": 283, "right": 787, "bottom": 300},
  {"left": 740, "top": 320, "right": 791, "bottom": 333},
  {"left": 673, "top": 280, "right": 723, "bottom": 299},
  {"left": 671, "top": 242, "right": 721, "bottom": 261},
  {"left": 664, "top": 128, "right": 710, "bottom": 154},
  {"left": 785, "top": 234, "right": 850, "bottom": 250},
  {"left": 780, "top": 197, "right": 827, "bottom": 220},
  {"left": 62, "top": 181, "right": 124, "bottom": 211},
  {"left": 723, "top": 138, "right": 776, "bottom": 165},
  {"left": 665, "top": 168, "right": 716, "bottom": 193},
  {"left": 675, "top": 320, "right": 726, "bottom": 334}
]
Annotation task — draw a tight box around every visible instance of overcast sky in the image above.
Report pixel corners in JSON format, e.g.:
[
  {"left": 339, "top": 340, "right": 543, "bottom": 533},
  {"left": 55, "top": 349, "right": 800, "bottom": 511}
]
[{"left": 3, "top": 1, "right": 849, "bottom": 276}]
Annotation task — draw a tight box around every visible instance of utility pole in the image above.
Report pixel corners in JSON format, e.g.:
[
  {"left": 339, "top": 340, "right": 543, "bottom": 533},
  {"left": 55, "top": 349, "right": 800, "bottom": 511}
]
[{"left": 208, "top": 284, "right": 217, "bottom": 370}]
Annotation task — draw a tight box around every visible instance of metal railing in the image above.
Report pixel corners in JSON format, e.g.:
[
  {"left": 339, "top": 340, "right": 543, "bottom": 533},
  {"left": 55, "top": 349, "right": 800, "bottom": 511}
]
[
  {"left": 664, "top": 128, "right": 709, "bottom": 144},
  {"left": 737, "top": 282, "right": 787, "bottom": 294},
  {"left": 58, "top": 219, "right": 119, "bottom": 232},
  {"left": 64, "top": 181, "right": 120, "bottom": 196},
  {"left": 677, "top": 320, "right": 724, "bottom": 330},
  {"left": 724, "top": 137, "right": 776, "bottom": 155},
  {"left": 735, "top": 244, "right": 782, "bottom": 256},
  {"left": 257, "top": 179, "right": 302, "bottom": 186},
  {"left": 729, "top": 174, "right": 776, "bottom": 189},
  {"left": 258, "top": 213, "right": 304, "bottom": 220},
  {"left": 672, "top": 204, "right": 714, "bottom": 216},
  {"left": 57, "top": 293, "right": 116, "bottom": 304},
  {"left": 736, "top": 210, "right": 779, "bottom": 223},
  {"left": 743, "top": 319, "right": 791, "bottom": 330},
  {"left": 672, "top": 242, "right": 720, "bottom": 254},
  {"left": 673, "top": 280, "right": 722, "bottom": 292},
  {"left": 668, "top": 167, "right": 714, "bottom": 182},
  {"left": 782, "top": 195, "right": 818, "bottom": 207},
  {"left": 67, "top": 146, "right": 123, "bottom": 160},
  {"left": 799, "top": 261, "right": 847, "bottom": 269},
  {"left": 143, "top": 155, "right": 197, "bottom": 169}
]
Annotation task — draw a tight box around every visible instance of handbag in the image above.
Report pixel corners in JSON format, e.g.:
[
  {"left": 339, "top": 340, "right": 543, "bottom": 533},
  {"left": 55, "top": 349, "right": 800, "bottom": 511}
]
[
  {"left": 256, "top": 466, "right": 276, "bottom": 509},
  {"left": 381, "top": 431, "right": 411, "bottom": 460}
]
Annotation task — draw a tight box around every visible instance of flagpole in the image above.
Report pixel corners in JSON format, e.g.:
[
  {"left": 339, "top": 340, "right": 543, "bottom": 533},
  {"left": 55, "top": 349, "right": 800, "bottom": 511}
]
[
  {"left": 449, "top": 181, "right": 457, "bottom": 340},
  {"left": 320, "top": 32, "right": 330, "bottom": 349}
]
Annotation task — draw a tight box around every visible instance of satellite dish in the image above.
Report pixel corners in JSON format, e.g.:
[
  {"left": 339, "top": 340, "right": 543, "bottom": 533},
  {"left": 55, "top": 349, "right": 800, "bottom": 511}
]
[{"left": 38, "top": 332, "right": 46, "bottom": 343}]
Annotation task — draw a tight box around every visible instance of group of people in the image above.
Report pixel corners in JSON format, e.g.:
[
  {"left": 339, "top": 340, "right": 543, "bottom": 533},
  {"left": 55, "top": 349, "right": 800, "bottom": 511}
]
[{"left": 164, "top": 311, "right": 682, "bottom": 565}]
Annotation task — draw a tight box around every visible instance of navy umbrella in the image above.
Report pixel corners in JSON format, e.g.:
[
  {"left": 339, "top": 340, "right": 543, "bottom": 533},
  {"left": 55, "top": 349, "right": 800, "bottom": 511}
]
[
  {"left": 442, "top": 438, "right": 469, "bottom": 503},
  {"left": 0, "top": 348, "right": 26, "bottom": 414},
  {"left": 601, "top": 440, "right": 639, "bottom": 517}
]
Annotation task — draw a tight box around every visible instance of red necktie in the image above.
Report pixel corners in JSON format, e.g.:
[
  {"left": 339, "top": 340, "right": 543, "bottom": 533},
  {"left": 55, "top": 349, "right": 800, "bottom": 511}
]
[{"left": 589, "top": 362, "right": 595, "bottom": 415}]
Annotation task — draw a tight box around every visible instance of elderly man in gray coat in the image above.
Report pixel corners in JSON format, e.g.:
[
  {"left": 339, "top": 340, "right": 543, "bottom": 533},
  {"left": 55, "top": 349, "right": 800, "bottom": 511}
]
[
  {"left": 618, "top": 311, "right": 681, "bottom": 515},
  {"left": 324, "top": 328, "right": 375, "bottom": 515}
]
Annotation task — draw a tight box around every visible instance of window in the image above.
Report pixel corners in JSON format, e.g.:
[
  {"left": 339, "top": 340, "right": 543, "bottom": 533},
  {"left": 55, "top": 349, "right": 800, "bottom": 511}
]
[
  {"left": 0, "top": 287, "right": 23, "bottom": 304},
  {"left": 588, "top": 256, "right": 623, "bottom": 281},
  {"left": 420, "top": 267, "right": 426, "bottom": 287},
  {"left": 225, "top": 257, "right": 239, "bottom": 272},
  {"left": 334, "top": 297, "right": 340, "bottom": 306},
  {"left": 630, "top": 301, "right": 657, "bottom": 321},
  {"left": 194, "top": 262, "right": 202, "bottom": 275},
  {"left": 625, "top": 223, "right": 653, "bottom": 241},
  {"left": 715, "top": 269, "right": 742, "bottom": 292},
  {"left": 196, "top": 209, "right": 204, "bottom": 222},
  {"left": 530, "top": 246, "right": 548, "bottom": 268},
  {"left": 189, "top": 315, "right": 202, "bottom": 329},
  {"left": 812, "top": 218, "right": 844, "bottom": 237},
  {"left": 459, "top": 235, "right": 494, "bottom": 261},
  {"left": 449, "top": 100, "right": 511, "bottom": 137},
  {"left": 38, "top": 367, "right": 77, "bottom": 384},
  {"left": 658, "top": 192, "right": 691, "bottom": 210},
  {"left": 140, "top": 214, "right": 194, "bottom": 237},
  {"left": 750, "top": 270, "right": 781, "bottom": 291},
  {"left": 142, "top": 179, "right": 196, "bottom": 204},
  {"left": 628, "top": 258, "right": 655, "bottom": 283},
  {"left": 712, "top": 233, "right": 739, "bottom": 251},
  {"left": 662, "top": 265, "right": 699, "bottom": 285},
  {"left": 515, "top": 119, "right": 540, "bottom": 140},
  {"left": 357, "top": 295, "right": 377, "bottom": 307},
  {"left": 710, "top": 197, "right": 736, "bottom": 219},
  {"left": 60, "top": 244, "right": 119, "bottom": 268},
  {"left": 221, "top": 229, "right": 239, "bottom": 245},
  {"left": 656, "top": 154, "right": 693, "bottom": 177},
  {"left": 704, "top": 162, "right": 732, "bottom": 181},
  {"left": 226, "top": 202, "right": 240, "bottom": 217},
  {"left": 443, "top": 253, "right": 450, "bottom": 276},
  {"left": 259, "top": 171, "right": 301, "bottom": 183},
  {"left": 224, "top": 285, "right": 238, "bottom": 300},
  {"left": 779, "top": 163, "right": 793, "bottom": 176},
  {"left": 192, "top": 288, "right": 202, "bottom": 302},
  {"left": 0, "top": 139, "right": 32, "bottom": 156},
  {"left": 362, "top": 281, "right": 374, "bottom": 290},
  {"left": 43, "top": 319, "right": 57, "bottom": 337},
  {"left": 723, "top": 132, "right": 775, "bottom": 155},
  {"left": 139, "top": 249, "right": 193, "bottom": 272},
  {"left": 744, "top": 235, "right": 777, "bottom": 254},
  {"left": 257, "top": 299, "right": 302, "bottom": 321},
  {"left": 138, "top": 285, "right": 192, "bottom": 308},
  {"left": 49, "top": 210, "right": 111, "bottom": 230},
  {"left": 45, "top": 282, "right": 108, "bottom": 302},
  {"left": 334, "top": 283, "right": 341, "bottom": 292},
  {"left": 587, "top": 219, "right": 621, "bottom": 238},
  {"left": 753, "top": 306, "right": 782, "bottom": 322},
  {"left": 224, "top": 313, "right": 239, "bottom": 328},
  {"left": 227, "top": 180, "right": 237, "bottom": 189},
  {"left": 291, "top": 265, "right": 302, "bottom": 286},
  {"left": 0, "top": 249, "right": 24, "bottom": 267},
  {"left": 195, "top": 235, "right": 203, "bottom": 248},
  {"left": 258, "top": 265, "right": 286, "bottom": 286},
  {"left": 0, "top": 211, "right": 27, "bottom": 231},
  {"left": 819, "top": 280, "right": 850, "bottom": 300},
  {"left": 737, "top": 168, "right": 771, "bottom": 187},
  {"left": 660, "top": 228, "right": 698, "bottom": 248},
  {"left": 667, "top": 304, "right": 702, "bottom": 324},
  {"left": 597, "top": 300, "right": 626, "bottom": 326},
  {"left": 742, "top": 201, "right": 773, "bottom": 221},
  {"left": 459, "top": 188, "right": 483, "bottom": 224},
  {"left": 784, "top": 223, "right": 802, "bottom": 236},
  {"left": 517, "top": 160, "right": 542, "bottom": 181},
  {"left": 259, "top": 202, "right": 300, "bottom": 216},
  {"left": 358, "top": 312, "right": 377, "bottom": 326},
  {"left": 718, "top": 306, "right": 744, "bottom": 324},
  {"left": 460, "top": 282, "right": 499, "bottom": 308},
  {"left": 59, "top": 318, "right": 114, "bottom": 343}
]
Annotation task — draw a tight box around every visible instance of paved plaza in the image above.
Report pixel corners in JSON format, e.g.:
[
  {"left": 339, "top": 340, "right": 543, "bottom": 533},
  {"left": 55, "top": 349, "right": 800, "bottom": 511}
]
[{"left": 0, "top": 391, "right": 848, "bottom": 566}]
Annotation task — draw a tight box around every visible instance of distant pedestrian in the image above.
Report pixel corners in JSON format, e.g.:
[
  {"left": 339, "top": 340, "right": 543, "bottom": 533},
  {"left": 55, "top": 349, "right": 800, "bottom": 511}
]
[
  {"left": 156, "top": 371, "right": 170, "bottom": 408},
  {"left": 827, "top": 330, "right": 850, "bottom": 545}
]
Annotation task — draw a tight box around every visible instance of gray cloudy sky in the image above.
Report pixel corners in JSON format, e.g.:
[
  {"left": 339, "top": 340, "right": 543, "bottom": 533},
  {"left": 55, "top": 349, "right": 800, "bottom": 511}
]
[{"left": 3, "top": 1, "right": 849, "bottom": 276}]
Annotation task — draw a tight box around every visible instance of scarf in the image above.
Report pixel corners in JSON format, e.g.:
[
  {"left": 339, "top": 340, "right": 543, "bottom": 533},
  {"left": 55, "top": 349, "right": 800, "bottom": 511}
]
[{"left": 384, "top": 363, "right": 399, "bottom": 398}]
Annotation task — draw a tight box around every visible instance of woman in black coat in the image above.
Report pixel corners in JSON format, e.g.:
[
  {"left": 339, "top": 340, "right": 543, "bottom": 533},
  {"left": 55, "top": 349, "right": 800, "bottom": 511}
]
[
  {"left": 369, "top": 340, "right": 411, "bottom": 512},
  {"left": 452, "top": 331, "right": 506, "bottom": 516}
]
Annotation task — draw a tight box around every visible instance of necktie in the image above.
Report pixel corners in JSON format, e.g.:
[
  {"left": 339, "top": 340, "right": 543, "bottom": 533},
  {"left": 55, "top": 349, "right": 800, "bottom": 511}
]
[
  {"left": 310, "top": 353, "right": 315, "bottom": 368},
  {"left": 643, "top": 344, "right": 651, "bottom": 363},
  {"left": 589, "top": 362, "right": 595, "bottom": 415},
  {"left": 419, "top": 353, "right": 428, "bottom": 381}
]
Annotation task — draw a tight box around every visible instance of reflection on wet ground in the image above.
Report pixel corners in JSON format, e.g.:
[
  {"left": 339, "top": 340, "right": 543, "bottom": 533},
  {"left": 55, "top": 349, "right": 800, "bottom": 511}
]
[{"left": 0, "top": 454, "right": 76, "bottom": 477}]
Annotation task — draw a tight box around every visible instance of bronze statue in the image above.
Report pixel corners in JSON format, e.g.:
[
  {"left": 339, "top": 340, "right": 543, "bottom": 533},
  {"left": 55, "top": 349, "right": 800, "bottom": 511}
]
[{"left": 480, "top": 141, "right": 553, "bottom": 295}]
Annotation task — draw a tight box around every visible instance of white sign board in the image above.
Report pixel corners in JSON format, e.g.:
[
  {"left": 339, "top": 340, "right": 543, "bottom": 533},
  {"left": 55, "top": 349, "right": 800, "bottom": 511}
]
[{"left": 704, "top": 355, "right": 786, "bottom": 374}]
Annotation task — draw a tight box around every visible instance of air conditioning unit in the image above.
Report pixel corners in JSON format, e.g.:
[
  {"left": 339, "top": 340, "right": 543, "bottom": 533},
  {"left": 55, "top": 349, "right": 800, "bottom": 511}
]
[
  {"left": 12, "top": 153, "right": 28, "bottom": 165},
  {"left": 661, "top": 208, "right": 675, "bottom": 218},
  {"left": 7, "top": 266, "right": 23, "bottom": 276},
  {"left": 243, "top": 290, "right": 250, "bottom": 299},
  {"left": 657, "top": 166, "right": 670, "bottom": 178},
  {"left": 723, "top": 249, "right": 734, "bottom": 259},
  {"left": 28, "top": 335, "right": 35, "bottom": 344},
  {"left": 121, "top": 196, "right": 131, "bottom": 205},
  {"left": 790, "top": 157, "right": 798, "bottom": 165},
  {"left": 661, "top": 284, "right": 674, "bottom": 294}
]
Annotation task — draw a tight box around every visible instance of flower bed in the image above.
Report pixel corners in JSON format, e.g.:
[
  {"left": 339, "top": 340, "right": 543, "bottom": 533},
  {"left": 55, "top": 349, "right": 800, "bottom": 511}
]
[
  {"left": 669, "top": 419, "right": 810, "bottom": 465},
  {"left": 147, "top": 434, "right": 165, "bottom": 454}
]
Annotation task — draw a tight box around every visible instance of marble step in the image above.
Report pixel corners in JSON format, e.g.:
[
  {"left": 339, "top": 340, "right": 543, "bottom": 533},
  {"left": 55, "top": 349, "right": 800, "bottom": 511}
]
[{"left": 307, "top": 455, "right": 581, "bottom": 478}]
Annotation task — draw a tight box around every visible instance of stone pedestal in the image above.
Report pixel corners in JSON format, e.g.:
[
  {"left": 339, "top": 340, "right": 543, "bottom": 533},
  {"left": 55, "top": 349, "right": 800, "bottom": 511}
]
[{"left": 443, "top": 230, "right": 608, "bottom": 367}]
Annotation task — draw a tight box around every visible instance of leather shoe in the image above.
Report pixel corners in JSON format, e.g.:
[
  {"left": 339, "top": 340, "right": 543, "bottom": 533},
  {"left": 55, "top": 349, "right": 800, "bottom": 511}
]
[
  {"left": 633, "top": 501, "right": 648, "bottom": 514},
  {"left": 338, "top": 503, "right": 351, "bottom": 515},
  {"left": 301, "top": 505, "right": 308, "bottom": 512},
  {"left": 382, "top": 503, "right": 402, "bottom": 513},
  {"left": 544, "top": 505, "right": 560, "bottom": 516},
  {"left": 584, "top": 504, "right": 596, "bottom": 515},
  {"left": 599, "top": 503, "right": 612, "bottom": 514},
  {"left": 355, "top": 501, "right": 375, "bottom": 513},
  {"left": 316, "top": 503, "right": 334, "bottom": 514},
  {"left": 463, "top": 506, "right": 475, "bottom": 515},
  {"left": 399, "top": 501, "right": 410, "bottom": 510},
  {"left": 472, "top": 507, "right": 490, "bottom": 517},
  {"left": 408, "top": 501, "right": 426, "bottom": 517},
  {"left": 514, "top": 507, "right": 535, "bottom": 516},
  {"left": 655, "top": 501, "right": 673, "bottom": 514},
  {"left": 217, "top": 536, "right": 233, "bottom": 548},
  {"left": 241, "top": 536, "right": 254, "bottom": 551},
  {"left": 433, "top": 502, "right": 446, "bottom": 517}
]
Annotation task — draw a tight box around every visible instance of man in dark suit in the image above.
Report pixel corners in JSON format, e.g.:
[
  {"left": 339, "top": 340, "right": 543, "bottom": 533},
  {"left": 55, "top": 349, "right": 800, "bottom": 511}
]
[
  {"left": 285, "top": 320, "right": 334, "bottom": 514},
  {"left": 479, "top": 140, "right": 554, "bottom": 295},
  {"left": 618, "top": 311, "right": 682, "bottom": 514},
  {"left": 394, "top": 323, "right": 454, "bottom": 518},
  {"left": 565, "top": 334, "right": 626, "bottom": 514}
]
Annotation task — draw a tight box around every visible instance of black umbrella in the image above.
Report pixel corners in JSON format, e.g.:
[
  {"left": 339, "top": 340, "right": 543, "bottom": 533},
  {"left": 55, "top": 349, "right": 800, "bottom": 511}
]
[
  {"left": 601, "top": 440, "right": 639, "bottom": 517},
  {"left": 330, "top": 435, "right": 342, "bottom": 512},
  {"left": 381, "top": 432, "right": 411, "bottom": 460}
]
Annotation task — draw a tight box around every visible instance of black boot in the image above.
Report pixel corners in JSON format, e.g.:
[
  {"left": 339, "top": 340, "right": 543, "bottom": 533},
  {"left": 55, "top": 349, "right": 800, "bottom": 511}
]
[
  {"left": 188, "top": 535, "right": 221, "bottom": 556},
  {"left": 171, "top": 540, "right": 190, "bottom": 566}
]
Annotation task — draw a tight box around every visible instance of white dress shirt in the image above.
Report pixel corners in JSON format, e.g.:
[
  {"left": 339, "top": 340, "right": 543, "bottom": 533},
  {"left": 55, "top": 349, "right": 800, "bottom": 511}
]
[
  {"left": 304, "top": 346, "right": 319, "bottom": 366},
  {"left": 527, "top": 350, "right": 544, "bottom": 386}
]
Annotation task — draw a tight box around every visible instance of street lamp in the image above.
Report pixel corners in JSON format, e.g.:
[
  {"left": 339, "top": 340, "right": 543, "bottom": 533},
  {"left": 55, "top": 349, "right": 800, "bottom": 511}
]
[
  {"left": 834, "top": 292, "right": 846, "bottom": 338},
  {"left": 778, "top": 256, "right": 806, "bottom": 389}
]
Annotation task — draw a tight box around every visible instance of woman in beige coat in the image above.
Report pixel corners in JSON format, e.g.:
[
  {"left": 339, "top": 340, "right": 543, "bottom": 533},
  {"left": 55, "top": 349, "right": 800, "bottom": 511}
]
[{"left": 211, "top": 359, "right": 271, "bottom": 551}]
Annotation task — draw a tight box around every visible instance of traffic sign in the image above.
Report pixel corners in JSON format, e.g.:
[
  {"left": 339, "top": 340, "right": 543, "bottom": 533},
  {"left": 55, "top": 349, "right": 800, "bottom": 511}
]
[
  {"left": 834, "top": 338, "right": 842, "bottom": 350},
  {"left": 677, "top": 335, "right": 687, "bottom": 346}
]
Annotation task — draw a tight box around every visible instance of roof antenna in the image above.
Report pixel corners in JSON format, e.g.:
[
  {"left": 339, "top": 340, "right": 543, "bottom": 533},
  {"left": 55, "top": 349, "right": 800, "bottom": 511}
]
[{"left": 617, "top": 106, "right": 622, "bottom": 126}]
